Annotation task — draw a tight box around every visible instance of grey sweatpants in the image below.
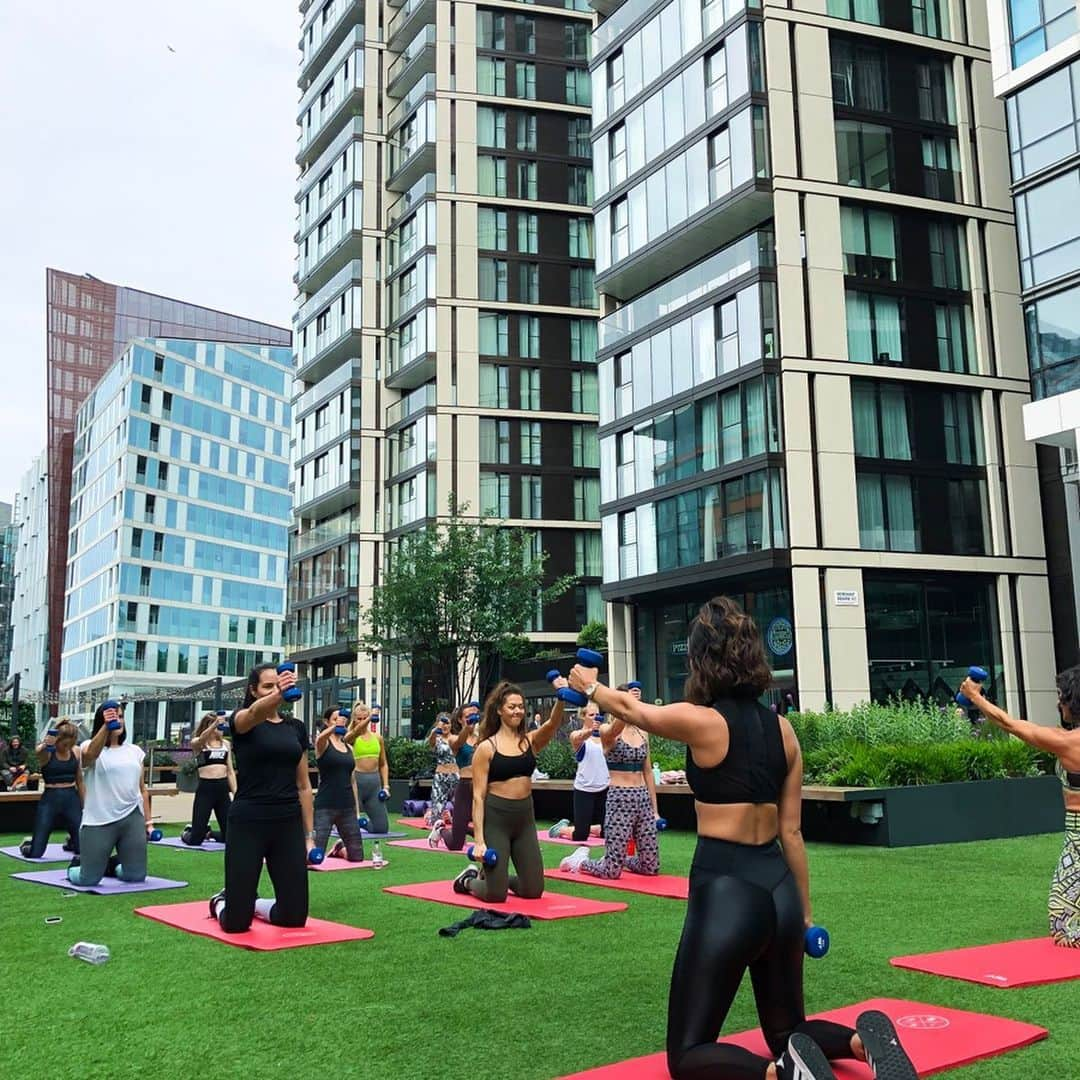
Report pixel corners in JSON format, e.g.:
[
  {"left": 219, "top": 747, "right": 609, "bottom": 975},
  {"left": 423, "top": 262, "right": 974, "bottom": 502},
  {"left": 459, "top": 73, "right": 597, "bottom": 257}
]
[
  {"left": 355, "top": 771, "right": 389, "bottom": 834},
  {"left": 314, "top": 806, "right": 365, "bottom": 860},
  {"left": 68, "top": 806, "right": 148, "bottom": 886}
]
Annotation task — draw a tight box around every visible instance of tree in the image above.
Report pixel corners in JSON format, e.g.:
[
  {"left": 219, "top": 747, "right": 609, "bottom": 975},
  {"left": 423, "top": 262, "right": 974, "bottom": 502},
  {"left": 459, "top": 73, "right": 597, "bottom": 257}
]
[{"left": 364, "top": 497, "right": 575, "bottom": 704}]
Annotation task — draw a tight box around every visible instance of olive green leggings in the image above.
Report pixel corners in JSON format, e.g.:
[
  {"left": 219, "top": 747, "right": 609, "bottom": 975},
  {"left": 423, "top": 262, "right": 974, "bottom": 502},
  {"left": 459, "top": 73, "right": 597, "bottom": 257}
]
[{"left": 465, "top": 792, "right": 545, "bottom": 902}]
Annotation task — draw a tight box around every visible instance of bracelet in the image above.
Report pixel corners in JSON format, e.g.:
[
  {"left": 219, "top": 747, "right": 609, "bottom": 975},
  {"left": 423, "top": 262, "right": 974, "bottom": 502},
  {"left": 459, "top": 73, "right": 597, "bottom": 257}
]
[{"left": 305, "top": 831, "right": 316, "bottom": 839}]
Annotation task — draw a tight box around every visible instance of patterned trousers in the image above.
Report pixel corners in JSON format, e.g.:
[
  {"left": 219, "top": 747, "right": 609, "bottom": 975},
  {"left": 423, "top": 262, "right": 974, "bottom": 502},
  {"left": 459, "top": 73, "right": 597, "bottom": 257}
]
[
  {"left": 426, "top": 771, "right": 459, "bottom": 824},
  {"left": 1050, "top": 811, "right": 1080, "bottom": 947},
  {"left": 580, "top": 785, "right": 659, "bottom": 879}
]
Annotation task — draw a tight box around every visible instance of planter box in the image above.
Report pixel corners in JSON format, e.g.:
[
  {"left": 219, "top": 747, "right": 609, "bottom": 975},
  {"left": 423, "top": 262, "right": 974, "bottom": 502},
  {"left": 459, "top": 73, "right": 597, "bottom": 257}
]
[
  {"left": 801, "top": 775, "right": 1063, "bottom": 847},
  {"left": 386, "top": 778, "right": 410, "bottom": 813},
  {"left": 177, "top": 772, "right": 200, "bottom": 794}
]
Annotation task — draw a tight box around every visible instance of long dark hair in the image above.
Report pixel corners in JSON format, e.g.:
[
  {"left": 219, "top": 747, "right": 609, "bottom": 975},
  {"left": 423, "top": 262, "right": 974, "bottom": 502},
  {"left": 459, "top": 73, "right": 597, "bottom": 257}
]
[
  {"left": 684, "top": 597, "right": 773, "bottom": 704},
  {"left": 194, "top": 712, "right": 221, "bottom": 740},
  {"left": 477, "top": 681, "right": 527, "bottom": 746},
  {"left": 1058, "top": 666, "right": 1080, "bottom": 725},
  {"left": 242, "top": 663, "right": 279, "bottom": 709},
  {"left": 91, "top": 702, "right": 127, "bottom": 745}
]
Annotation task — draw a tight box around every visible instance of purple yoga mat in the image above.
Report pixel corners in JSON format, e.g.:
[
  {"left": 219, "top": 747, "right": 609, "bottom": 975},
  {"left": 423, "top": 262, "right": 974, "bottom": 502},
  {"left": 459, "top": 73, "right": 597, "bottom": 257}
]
[
  {"left": 12, "top": 869, "right": 188, "bottom": 894},
  {"left": 0, "top": 843, "right": 70, "bottom": 863},
  {"left": 155, "top": 836, "right": 226, "bottom": 852}
]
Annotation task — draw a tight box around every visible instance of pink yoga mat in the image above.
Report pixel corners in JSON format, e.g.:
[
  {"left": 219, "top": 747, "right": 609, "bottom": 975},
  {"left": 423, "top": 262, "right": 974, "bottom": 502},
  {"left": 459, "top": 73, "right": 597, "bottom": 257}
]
[
  {"left": 538, "top": 830, "right": 605, "bottom": 847},
  {"left": 397, "top": 817, "right": 428, "bottom": 830},
  {"left": 545, "top": 867, "right": 688, "bottom": 899},
  {"left": 389, "top": 837, "right": 459, "bottom": 853},
  {"left": 12, "top": 868, "right": 187, "bottom": 894},
  {"left": 0, "top": 843, "right": 70, "bottom": 863},
  {"left": 309, "top": 858, "right": 387, "bottom": 872},
  {"left": 384, "top": 878, "right": 627, "bottom": 920},
  {"left": 557, "top": 997, "right": 1047, "bottom": 1079},
  {"left": 136, "top": 900, "right": 374, "bottom": 950},
  {"left": 891, "top": 936, "right": 1080, "bottom": 988}
]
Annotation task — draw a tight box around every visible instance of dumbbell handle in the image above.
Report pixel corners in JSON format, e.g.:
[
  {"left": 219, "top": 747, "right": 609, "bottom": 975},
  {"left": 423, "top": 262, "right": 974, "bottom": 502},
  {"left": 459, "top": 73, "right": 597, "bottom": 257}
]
[
  {"left": 955, "top": 665, "right": 988, "bottom": 708},
  {"left": 276, "top": 662, "right": 303, "bottom": 703}
]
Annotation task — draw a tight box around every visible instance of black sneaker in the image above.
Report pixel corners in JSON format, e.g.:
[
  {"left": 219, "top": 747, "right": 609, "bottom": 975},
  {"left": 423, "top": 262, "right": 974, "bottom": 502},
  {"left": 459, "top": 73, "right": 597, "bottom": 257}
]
[
  {"left": 104, "top": 854, "right": 120, "bottom": 877},
  {"left": 68, "top": 855, "right": 81, "bottom": 870},
  {"left": 62, "top": 837, "right": 76, "bottom": 852},
  {"left": 856, "top": 1010, "right": 917, "bottom": 1080},
  {"left": 779, "top": 1035, "right": 836, "bottom": 1080},
  {"left": 19, "top": 839, "right": 32, "bottom": 857},
  {"left": 208, "top": 889, "right": 226, "bottom": 921},
  {"left": 453, "top": 865, "right": 479, "bottom": 895}
]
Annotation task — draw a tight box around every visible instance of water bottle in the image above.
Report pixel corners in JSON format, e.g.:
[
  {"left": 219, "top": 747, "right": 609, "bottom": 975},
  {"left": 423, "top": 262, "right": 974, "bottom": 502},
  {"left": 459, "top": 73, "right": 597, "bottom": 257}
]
[
  {"left": 69, "top": 942, "right": 110, "bottom": 965},
  {"left": 371, "top": 841, "right": 384, "bottom": 869},
  {"left": 652, "top": 762, "right": 662, "bottom": 785}
]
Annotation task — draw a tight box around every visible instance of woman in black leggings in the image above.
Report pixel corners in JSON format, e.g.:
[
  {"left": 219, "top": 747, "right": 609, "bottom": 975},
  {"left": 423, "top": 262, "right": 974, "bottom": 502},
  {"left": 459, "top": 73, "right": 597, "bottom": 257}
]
[
  {"left": 570, "top": 597, "right": 916, "bottom": 1080},
  {"left": 22, "top": 721, "right": 83, "bottom": 858},
  {"left": 183, "top": 712, "right": 235, "bottom": 845},
  {"left": 210, "top": 664, "right": 313, "bottom": 933}
]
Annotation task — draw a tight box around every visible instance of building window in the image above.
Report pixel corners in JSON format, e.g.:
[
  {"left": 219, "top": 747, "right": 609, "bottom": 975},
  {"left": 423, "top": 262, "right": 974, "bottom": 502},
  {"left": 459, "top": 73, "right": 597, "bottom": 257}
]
[
  {"left": 564, "top": 22, "right": 589, "bottom": 60},
  {"left": 478, "top": 155, "right": 507, "bottom": 197},
  {"left": 574, "top": 584, "right": 604, "bottom": 625},
  {"left": 831, "top": 40, "right": 889, "bottom": 111},
  {"left": 856, "top": 474, "right": 919, "bottom": 551},
  {"left": 570, "top": 319, "right": 598, "bottom": 363},
  {"left": 928, "top": 220, "right": 968, "bottom": 289},
  {"left": 572, "top": 369, "right": 599, "bottom": 413},
  {"left": 618, "top": 511, "right": 638, "bottom": 578},
  {"left": 478, "top": 11, "right": 505, "bottom": 49},
  {"left": 516, "top": 161, "right": 537, "bottom": 200},
  {"left": 480, "top": 419, "right": 510, "bottom": 463},
  {"left": 516, "top": 14, "right": 536, "bottom": 53},
  {"left": 1009, "top": 0, "right": 1077, "bottom": 65},
  {"left": 846, "top": 290, "right": 905, "bottom": 365},
  {"left": 921, "top": 135, "right": 961, "bottom": 201},
  {"left": 611, "top": 198, "right": 629, "bottom": 263},
  {"left": 519, "top": 315, "right": 540, "bottom": 360},
  {"left": 479, "top": 363, "right": 511, "bottom": 407},
  {"left": 517, "top": 113, "right": 537, "bottom": 152},
  {"left": 607, "top": 51, "right": 625, "bottom": 113},
  {"left": 521, "top": 475, "right": 543, "bottom": 518},
  {"left": 520, "top": 421, "right": 542, "bottom": 465},
  {"left": 935, "top": 302, "right": 975, "bottom": 373},
  {"left": 479, "top": 472, "right": 511, "bottom": 517},
  {"left": 916, "top": 59, "right": 955, "bottom": 123},
  {"left": 568, "top": 116, "right": 591, "bottom": 157},
  {"left": 567, "top": 68, "right": 593, "bottom": 106},
  {"left": 477, "top": 106, "right": 507, "bottom": 148},
  {"left": 478, "top": 57, "right": 507, "bottom": 96},
  {"left": 569, "top": 217, "right": 594, "bottom": 259},
  {"left": 519, "top": 263, "right": 539, "bottom": 303},
  {"left": 574, "top": 477, "right": 601, "bottom": 520},
  {"left": 479, "top": 312, "right": 509, "bottom": 356},
  {"left": 479, "top": 258, "right": 508, "bottom": 301},
  {"left": 516, "top": 62, "right": 536, "bottom": 100},
  {"left": 478, "top": 207, "right": 508, "bottom": 250},
  {"left": 840, "top": 205, "right": 898, "bottom": 281},
  {"left": 569, "top": 166, "right": 593, "bottom": 205},
  {"left": 573, "top": 424, "right": 599, "bottom": 467},
  {"left": 708, "top": 128, "right": 732, "bottom": 201},
  {"left": 518, "top": 212, "right": 538, "bottom": 254},
  {"left": 520, "top": 364, "right": 540, "bottom": 404},
  {"left": 1016, "top": 168, "right": 1080, "bottom": 289},
  {"left": 852, "top": 381, "right": 913, "bottom": 460},
  {"left": 610, "top": 123, "right": 628, "bottom": 187},
  {"left": 576, "top": 530, "right": 602, "bottom": 576},
  {"left": 570, "top": 267, "right": 596, "bottom": 308},
  {"left": 836, "top": 121, "right": 893, "bottom": 190},
  {"left": 1025, "top": 282, "right": 1080, "bottom": 398},
  {"left": 1007, "top": 61, "right": 1080, "bottom": 180},
  {"left": 706, "top": 46, "right": 728, "bottom": 116}
]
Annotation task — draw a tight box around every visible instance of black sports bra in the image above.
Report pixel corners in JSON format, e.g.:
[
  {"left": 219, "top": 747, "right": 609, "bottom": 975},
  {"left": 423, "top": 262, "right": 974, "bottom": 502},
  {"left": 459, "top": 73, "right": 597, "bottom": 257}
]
[
  {"left": 686, "top": 698, "right": 787, "bottom": 805},
  {"left": 199, "top": 746, "right": 230, "bottom": 768},
  {"left": 487, "top": 739, "right": 536, "bottom": 783}
]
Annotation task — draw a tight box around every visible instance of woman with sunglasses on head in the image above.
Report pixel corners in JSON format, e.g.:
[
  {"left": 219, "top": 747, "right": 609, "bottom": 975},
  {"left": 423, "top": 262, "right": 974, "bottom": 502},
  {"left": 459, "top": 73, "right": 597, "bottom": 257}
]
[
  {"left": 67, "top": 702, "right": 152, "bottom": 886},
  {"left": 209, "top": 664, "right": 313, "bottom": 933},
  {"left": 345, "top": 703, "right": 391, "bottom": 836},
  {"left": 313, "top": 707, "right": 365, "bottom": 861},
  {"left": 21, "top": 721, "right": 83, "bottom": 859},
  {"left": 451, "top": 682, "right": 563, "bottom": 901},
  {"left": 437, "top": 703, "right": 481, "bottom": 849},
  {"left": 568, "top": 597, "right": 916, "bottom": 1080},
  {"left": 183, "top": 712, "right": 236, "bottom": 846}
]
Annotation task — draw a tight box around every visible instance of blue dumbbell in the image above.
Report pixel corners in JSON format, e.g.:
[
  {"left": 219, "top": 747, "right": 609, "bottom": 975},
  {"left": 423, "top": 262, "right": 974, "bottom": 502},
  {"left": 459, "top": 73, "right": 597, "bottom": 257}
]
[
  {"left": 215, "top": 709, "right": 229, "bottom": 733},
  {"left": 627, "top": 680, "right": 642, "bottom": 692},
  {"left": 655, "top": 817, "right": 668, "bottom": 831},
  {"left": 334, "top": 725, "right": 347, "bottom": 735},
  {"left": 103, "top": 699, "right": 122, "bottom": 730},
  {"left": 276, "top": 662, "right": 303, "bottom": 703},
  {"left": 467, "top": 844, "right": 498, "bottom": 868},
  {"left": 46, "top": 728, "right": 59, "bottom": 753},
  {"left": 148, "top": 828, "right": 163, "bottom": 842},
  {"left": 955, "top": 666, "right": 988, "bottom": 708},
  {"left": 358, "top": 815, "right": 370, "bottom": 829},
  {"left": 378, "top": 788, "right": 390, "bottom": 802},
  {"left": 805, "top": 925, "right": 830, "bottom": 958},
  {"left": 307, "top": 846, "right": 325, "bottom": 865},
  {"left": 339, "top": 707, "right": 351, "bottom": 720}
]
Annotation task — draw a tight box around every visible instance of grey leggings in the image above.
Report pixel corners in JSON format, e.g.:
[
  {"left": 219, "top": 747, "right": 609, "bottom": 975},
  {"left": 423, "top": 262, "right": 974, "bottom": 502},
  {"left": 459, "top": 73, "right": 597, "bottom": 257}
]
[
  {"left": 355, "top": 771, "right": 389, "bottom": 834},
  {"left": 464, "top": 792, "right": 545, "bottom": 903},
  {"left": 314, "top": 806, "right": 365, "bottom": 860},
  {"left": 68, "top": 807, "right": 147, "bottom": 886}
]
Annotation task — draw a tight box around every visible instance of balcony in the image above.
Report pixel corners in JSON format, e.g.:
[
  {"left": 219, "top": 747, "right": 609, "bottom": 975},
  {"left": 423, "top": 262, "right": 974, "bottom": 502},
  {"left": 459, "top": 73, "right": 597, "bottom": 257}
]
[
  {"left": 294, "top": 360, "right": 362, "bottom": 419},
  {"left": 292, "top": 512, "right": 362, "bottom": 558},
  {"left": 385, "top": 73, "right": 435, "bottom": 137},
  {"left": 298, "top": 0, "right": 363, "bottom": 87},
  {"left": 295, "top": 475, "right": 362, "bottom": 518},
  {"left": 295, "top": 120, "right": 364, "bottom": 238},
  {"left": 295, "top": 197, "right": 364, "bottom": 295},
  {"left": 296, "top": 30, "right": 365, "bottom": 168},
  {"left": 388, "top": 0, "right": 436, "bottom": 51},
  {"left": 289, "top": 618, "right": 358, "bottom": 657},
  {"left": 295, "top": 261, "right": 363, "bottom": 382},
  {"left": 386, "top": 26, "right": 436, "bottom": 100},
  {"left": 386, "top": 100, "right": 437, "bottom": 193},
  {"left": 385, "top": 383, "right": 436, "bottom": 428},
  {"left": 387, "top": 172, "right": 436, "bottom": 230}
]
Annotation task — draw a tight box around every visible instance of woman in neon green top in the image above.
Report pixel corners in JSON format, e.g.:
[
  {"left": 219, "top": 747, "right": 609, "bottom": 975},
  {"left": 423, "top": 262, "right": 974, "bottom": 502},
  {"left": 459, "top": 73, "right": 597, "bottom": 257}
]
[{"left": 345, "top": 704, "right": 390, "bottom": 835}]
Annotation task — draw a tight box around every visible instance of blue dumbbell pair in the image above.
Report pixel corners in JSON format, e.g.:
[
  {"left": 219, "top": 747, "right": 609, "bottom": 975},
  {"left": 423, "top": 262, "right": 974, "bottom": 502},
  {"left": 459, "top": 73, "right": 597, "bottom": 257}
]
[
  {"left": 955, "top": 666, "right": 988, "bottom": 708},
  {"left": 546, "top": 648, "right": 605, "bottom": 708}
]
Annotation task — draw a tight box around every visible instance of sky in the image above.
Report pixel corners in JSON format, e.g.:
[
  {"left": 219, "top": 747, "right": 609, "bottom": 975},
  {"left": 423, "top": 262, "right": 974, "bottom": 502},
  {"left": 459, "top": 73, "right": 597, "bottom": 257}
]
[{"left": 0, "top": 1, "right": 299, "bottom": 505}]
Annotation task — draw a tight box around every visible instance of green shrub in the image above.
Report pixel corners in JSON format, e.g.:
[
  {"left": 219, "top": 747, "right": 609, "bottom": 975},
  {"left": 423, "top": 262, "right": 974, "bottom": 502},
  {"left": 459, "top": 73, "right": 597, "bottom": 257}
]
[
  {"left": 789, "top": 699, "right": 972, "bottom": 753},
  {"left": 536, "top": 737, "right": 577, "bottom": 780},
  {"left": 648, "top": 735, "right": 685, "bottom": 772},
  {"left": 385, "top": 736, "right": 435, "bottom": 779},
  {"left": 576, "top": 621, "right": 608, "bottom": 652}
]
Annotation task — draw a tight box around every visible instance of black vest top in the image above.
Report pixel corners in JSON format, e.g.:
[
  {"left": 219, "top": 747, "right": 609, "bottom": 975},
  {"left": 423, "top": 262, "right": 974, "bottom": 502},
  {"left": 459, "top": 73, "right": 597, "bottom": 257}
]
[{"left": 686, "top": 698, "right": 787, "bottom": 804}]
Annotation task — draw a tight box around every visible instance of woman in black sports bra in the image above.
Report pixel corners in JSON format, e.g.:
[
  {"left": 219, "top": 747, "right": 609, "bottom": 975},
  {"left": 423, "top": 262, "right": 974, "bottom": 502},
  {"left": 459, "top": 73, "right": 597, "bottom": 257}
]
[
  {"left": 570, "top": 597, "right": 915, "bottom": 1080},
  {"left": 960, "top": 665, "right": 1080, "bottom": 947},
  {"left": 451, "top": 681, "right": 564, "bottom": 902},
  {"left": 183, "top": 712, "right": 236, "bottom": 845}
]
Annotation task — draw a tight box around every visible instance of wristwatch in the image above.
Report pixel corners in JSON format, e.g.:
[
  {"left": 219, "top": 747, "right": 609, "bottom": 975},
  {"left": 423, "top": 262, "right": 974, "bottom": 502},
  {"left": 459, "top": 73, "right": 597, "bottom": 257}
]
[
  {"left": 305, "top": 830, "right": 316, "bottom": 840},
  {"left": 584, "top": 682, "right": 599, "bottom": 700}
]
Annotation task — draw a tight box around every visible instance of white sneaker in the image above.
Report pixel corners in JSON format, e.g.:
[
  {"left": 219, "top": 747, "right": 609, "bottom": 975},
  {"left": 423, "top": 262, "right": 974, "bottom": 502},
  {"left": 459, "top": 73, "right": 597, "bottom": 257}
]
[
  {"left": 428, "top": 822, "right": 443, "bottom": 848},
  {"left": 559, "top": 846, "right": 591, "bottom": 872}
]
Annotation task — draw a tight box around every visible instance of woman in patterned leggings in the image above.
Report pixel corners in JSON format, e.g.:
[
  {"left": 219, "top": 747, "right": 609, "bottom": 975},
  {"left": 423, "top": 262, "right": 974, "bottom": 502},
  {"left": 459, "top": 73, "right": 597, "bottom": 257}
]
[
  {"left": 961, "top": 665, "right": 1080, "bottom": 946},
  {"left": 559, "top": 712, "right": 660, "bottom": 878},
  {"left": 425, "top": 713, "right": 459, "bottom": 829}
]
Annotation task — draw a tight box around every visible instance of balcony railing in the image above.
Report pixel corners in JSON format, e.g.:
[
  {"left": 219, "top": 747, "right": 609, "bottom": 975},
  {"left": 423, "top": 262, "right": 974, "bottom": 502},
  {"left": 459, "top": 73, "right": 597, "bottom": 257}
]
[
  {"left": 385, "top": 383, "right": 435, "bottom": 427},
  {"left": 292, "top": 513, "right": 362, "bottom": 557}
]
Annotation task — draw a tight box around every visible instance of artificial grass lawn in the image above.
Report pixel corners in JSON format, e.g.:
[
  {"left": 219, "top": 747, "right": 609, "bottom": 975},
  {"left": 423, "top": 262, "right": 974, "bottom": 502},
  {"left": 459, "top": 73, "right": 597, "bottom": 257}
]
[{"left": 2, "top": 825, "right": 1073, "bottom": 1080}]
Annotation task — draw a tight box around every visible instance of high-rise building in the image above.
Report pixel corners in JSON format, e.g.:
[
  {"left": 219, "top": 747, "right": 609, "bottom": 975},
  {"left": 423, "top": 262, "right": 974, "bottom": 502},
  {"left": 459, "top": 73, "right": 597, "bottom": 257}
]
[
  {"left": 0, "top": 501, "right": 15, "bottom": 685},
  {"left": 59, "top": 338, "right": 293, "bottom": 741},
  {"left": 591, "top": 0, "right": 1056, "bottom": 717},
  {"left": 985, "top": 3, "right": 1080, "bottom": 669},
  {"left": 292, "top": 0, "right": 601, "bottom": 722},
  {"left": 10, "top": 451, "right": 49, "bottom": 727},
  {"left": 44, "top": 270, "right": 292, "bottom": 707}
]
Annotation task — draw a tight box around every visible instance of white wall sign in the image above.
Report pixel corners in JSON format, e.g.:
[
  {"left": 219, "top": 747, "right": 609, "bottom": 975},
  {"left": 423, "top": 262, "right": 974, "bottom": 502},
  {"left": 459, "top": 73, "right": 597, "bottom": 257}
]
[{"left": 833, "top": 590, "right": 859, "bottom": 607}]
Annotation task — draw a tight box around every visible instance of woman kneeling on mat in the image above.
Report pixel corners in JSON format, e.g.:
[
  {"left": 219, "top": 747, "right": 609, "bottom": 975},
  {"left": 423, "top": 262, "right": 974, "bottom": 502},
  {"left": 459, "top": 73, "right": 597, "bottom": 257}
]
[
  {"left": 440, "top": 703, "right": 480, "bottom": 850},
  {"left": 22, "top": 721, "right": 83, "bottom": 859},
  {"left": 960, "top": 665, "right": 1080, "bottom": 948},
  {"left": 69, "top": 703, "right": 152, "bottom": 886},
  {"left": 210, "top": 664, "right": 313, "bottom": 933},
  {"left": 453, "top": 682, "right": 563, "bottom": 901},
  {"left": 425, "top": 712, "right": 460, "bottom": 832},
  {"left": 313, "top": 707, "right": 365, "bottom": 861},
  {"left": 183, "top": 712, "right": 235, "bottom": 845},
  {"left": 569, "top": 597, "right": 915, "bottom": 1080},
  {"left": 548, "top": 700, "right": 608, "bottom": 843},
  {"left": 346, "top": 704, "right": 390, "bottom": 836}
]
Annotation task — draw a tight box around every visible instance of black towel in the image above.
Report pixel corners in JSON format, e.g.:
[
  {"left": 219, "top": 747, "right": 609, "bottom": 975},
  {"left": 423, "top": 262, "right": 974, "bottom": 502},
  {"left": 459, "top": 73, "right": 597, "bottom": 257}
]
[{"left": 438, "top": 908, "right": 532, "bottom": 937}]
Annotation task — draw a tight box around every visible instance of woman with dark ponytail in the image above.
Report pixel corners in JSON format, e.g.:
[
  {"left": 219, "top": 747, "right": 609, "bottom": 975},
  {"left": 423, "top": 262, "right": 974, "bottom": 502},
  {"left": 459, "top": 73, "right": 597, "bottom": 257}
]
[
  {"left": 209, "top": 664, "right": 313, "bottom": 933},
  {"left": 183, "top": 712, "right": 235, "bottom": 845},
  {"left": 451, "top": 682, "right": 563, "bottom": 902}
]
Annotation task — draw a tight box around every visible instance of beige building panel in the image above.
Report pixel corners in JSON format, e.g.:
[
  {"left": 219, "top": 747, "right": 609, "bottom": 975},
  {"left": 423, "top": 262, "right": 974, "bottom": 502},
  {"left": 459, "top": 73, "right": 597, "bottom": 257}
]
[
  {"left": 978, "top": 128, "right": 1014, "bottom": 212},
  {"left": 970, "top": 59, "right": 1007, "bottom": 134},
  {"left": 785, "top": 450, "right": 818, "bottom": 547},
  {"left": 805, "top": 194, "right": 843, "bottom": 272},
  {"left": 798, "top": 95, "right": 838, "bottom": 183},
  {"left": 1000, "top": 391, "right": 1039, "bottom": 469},
  {"left": 777, "top": 263, "right": 808, "bottom": 358},
  {"left": 764, "top": 19, "right": 793, "bottom": 92},
  {"left": 792, "top": 565, "right": 827, "bottom": 704},
  {"left": 794, "top": 23, "right": 833, "bottom": 99},
  {"left": 827, "top": 626, "right": 872, "bottom": 708},
  {"left": 769, "top": 90, "right": 799, "bottom": 179},
  {"left": 965, "top": 0, "right": 991, "bottom": 49},
  {"left": 813, "top": 373, "right": 854, "bottom": 454},
  {"left": 1015, "top": 575, "right": 1059, "bottom": 719},
  {"left": 1006, "top": 465, "right": 1048, "bottom": 558},
  {"left": 817, "top": 452, "right": 860, "bottom": 548},
  {"left": 806, "top": 268, "right": 847, "bottom": 361},
  {"left": 774, "top": 189, "right": 802, "bottom": 266},
  {"left": 782, "top": 371, "right": 812, "bottom": 452}
]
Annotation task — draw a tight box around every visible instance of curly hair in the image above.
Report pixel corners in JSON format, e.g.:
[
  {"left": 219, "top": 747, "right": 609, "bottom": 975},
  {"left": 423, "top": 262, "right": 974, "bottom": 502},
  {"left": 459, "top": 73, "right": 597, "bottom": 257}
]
[
  {"left": 477, "top": 681, "right": 528, "bottom": 746},
  {"left": 1057, "top": 665, "right": 1080, "bottom": 724},
  {"left": 683, "top": 596, "right": 773, "bottom": 704}
]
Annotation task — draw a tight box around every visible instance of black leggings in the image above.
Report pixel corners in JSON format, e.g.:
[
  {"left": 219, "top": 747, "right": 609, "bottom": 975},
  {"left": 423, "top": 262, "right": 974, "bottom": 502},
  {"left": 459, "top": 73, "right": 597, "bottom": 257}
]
[
  {"left": 219, "top": 811, "right": 308, "bottom": 933},
  {"left": 572, "top": 787, "right": 607, "bottom": 842},
  {"left": 667, "top": 837, "right": 856, "bottom": 1079},
  {"left": 441, "top": 777, "right": 474, "bottom": 850},
  {"left": 186, "top": 777, "right": 231, "bottom": 844},
  {"left": 28, "top": 787, "right": 82, "bottom": 857}
]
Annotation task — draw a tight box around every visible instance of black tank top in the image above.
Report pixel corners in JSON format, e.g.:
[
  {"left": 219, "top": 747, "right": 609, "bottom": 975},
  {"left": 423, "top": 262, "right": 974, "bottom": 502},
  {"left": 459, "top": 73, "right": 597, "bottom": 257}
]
[
  {"left": 487, "top": 739, "right": 536, "bottom": 783},
  {"left": 686, "top": 698, "right": 787, "bottom": 805},
  {"left": 42, "top": 752, "right": 78, "bottom": 785}
]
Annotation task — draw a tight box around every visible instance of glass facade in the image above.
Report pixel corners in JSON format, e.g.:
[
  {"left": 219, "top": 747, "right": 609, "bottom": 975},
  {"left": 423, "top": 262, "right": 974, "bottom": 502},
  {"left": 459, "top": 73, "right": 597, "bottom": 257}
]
[{"left": 59, "top": 338, "right": 293, "bottom": 698}]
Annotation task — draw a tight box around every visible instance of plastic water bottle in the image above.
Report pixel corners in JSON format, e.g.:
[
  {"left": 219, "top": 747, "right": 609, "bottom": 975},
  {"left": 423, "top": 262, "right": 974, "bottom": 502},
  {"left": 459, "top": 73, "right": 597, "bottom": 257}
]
[
  {"left": 371, "top": 841, "right": 384, "bottom": 869},
  {"left": 69, "top": 942, "right": 110, "bottom": 965},
  {"left": 652, "top": 762, "right": 662, "bottom": 785}
]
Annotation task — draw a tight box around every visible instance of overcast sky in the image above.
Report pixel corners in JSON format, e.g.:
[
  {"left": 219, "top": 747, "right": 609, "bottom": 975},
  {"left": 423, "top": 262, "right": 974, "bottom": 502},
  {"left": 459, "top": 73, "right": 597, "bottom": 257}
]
[{"left": 0, "top": 2, "right": 298, "bottom": 506}]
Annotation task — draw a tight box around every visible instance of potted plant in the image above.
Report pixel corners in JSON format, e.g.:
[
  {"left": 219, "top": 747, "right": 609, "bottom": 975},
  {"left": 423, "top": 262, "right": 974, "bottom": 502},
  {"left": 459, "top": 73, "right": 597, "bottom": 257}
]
[{"left": 177, "top": 754, "right": 200, "bottom": 794}]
